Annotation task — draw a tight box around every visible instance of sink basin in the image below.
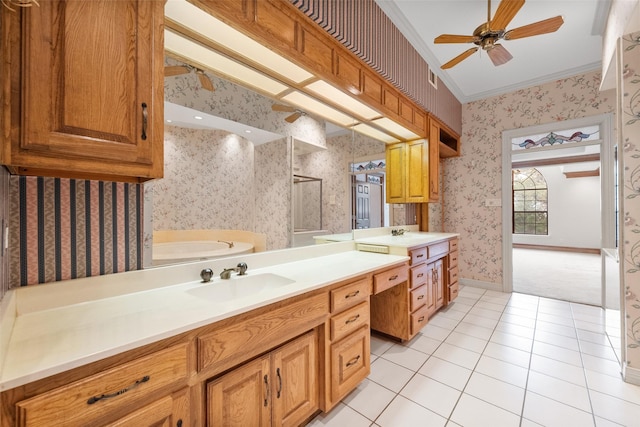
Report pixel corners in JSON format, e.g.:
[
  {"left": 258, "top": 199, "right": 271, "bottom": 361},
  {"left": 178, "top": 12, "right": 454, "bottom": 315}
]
[{"left": 186, "top": 273, "right": 295, "bottom": 303}]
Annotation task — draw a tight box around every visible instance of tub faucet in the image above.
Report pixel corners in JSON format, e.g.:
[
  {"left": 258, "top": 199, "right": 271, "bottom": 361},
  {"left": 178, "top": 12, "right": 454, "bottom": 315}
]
[
  {"left": 220, "top": 262, "right": 248, "bottom": 279},
  {"left": 218, "top": 240, "right": 234, "bottom": 248}
]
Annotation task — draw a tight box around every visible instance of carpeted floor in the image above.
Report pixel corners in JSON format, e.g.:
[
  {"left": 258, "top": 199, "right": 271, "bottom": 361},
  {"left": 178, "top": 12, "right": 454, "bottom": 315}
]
[{"left": 512, "top": 248, "right": 602, "bottom": 306}]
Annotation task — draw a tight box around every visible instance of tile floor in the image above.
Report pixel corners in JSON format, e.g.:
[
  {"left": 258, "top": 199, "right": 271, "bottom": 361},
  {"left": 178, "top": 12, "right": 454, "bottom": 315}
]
[{"left": 308, "top": 286, "right": 635, "bottom": 427}]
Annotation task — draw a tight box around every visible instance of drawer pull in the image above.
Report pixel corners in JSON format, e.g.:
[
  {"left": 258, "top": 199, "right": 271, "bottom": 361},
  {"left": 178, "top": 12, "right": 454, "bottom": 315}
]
[
  {"left": 389, "top": 275, "right": 398, "bottom": 281},
  {"left": 418, "top": 316, "right": 425, "bottom": 322},
  {"left": 345, "top": 290, "right": 360, "bottom": 299},
  {"left": 141, "top": 102, "right": 148, "bottom": 141},
  {"left": 276, "top": 368, "right": 282, "bottom": 399},
  {"left": 264, "top": 375, "right": 269, "bottom": 407},
  {"left": 345, "top": 314, "right": 361, "bottom": 325},
  {"left": 87, "top": 375, "right": 150, "bottom": 405},
  {"left": 416, "top": 254, "right": 424, "bottom": 258},
  {"left": 417, "top": 273, "right": 424, "bottom": 278},
  {"left": 417, "top": 295, "right": 424, "bottom": 300},
  {"left": 345, "top": 355, "right": 361, "bottom": 367}
]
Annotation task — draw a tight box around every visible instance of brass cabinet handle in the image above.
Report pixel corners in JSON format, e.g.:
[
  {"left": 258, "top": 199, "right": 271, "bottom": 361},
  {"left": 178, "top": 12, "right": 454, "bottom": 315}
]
[
  {"left": 416, "top": 254, "right": 424, "bottom": 258},
  {"left": 346, "top": 355, "right": 361, "bottom": 367},
  {"left": 417, "top": 273, "right": 424, "bottom": 278},
  {"left": 389, "top": 275, "right": 398, "bottom": 281},
  {"left": 276, "top": 368, "right": 282, "bottom": 399},
  {"left": 345, "top": 290, "right": 360, "bottom": 299},
  {"left": 141, "top": 102, "right": 148, "bottom": 141},
  {"left": 418, "top": 316, "right": 425, "bottom": 322},
  {"left": 345, "top": 314, "right": 360, "bottom": 324},
  {"left": 417, "top": 295, "right": 424, "bottom": 300},
  {"left": 263, "top": 374, "right": 269, "bottom": 407},
  {"left": 87, "top": 375, "right": 150, "bottom": 405}
]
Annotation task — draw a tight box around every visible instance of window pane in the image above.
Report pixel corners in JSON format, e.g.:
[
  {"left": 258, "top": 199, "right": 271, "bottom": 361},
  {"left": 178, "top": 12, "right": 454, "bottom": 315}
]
[
  {"left": 514, "top": 223, "right": 524, "bottom": 233},
  {"left": 524, "top": 200, "right": 536, "bottom": 211},
  {"left": 525, "top": 223, "right": 536, "bottom": 234},
  {"left": 512, "top": 167, "right": 548, "bottom": 236},
  {"left": 536, "top": 224, "right": 548, "bottom": 234},
  {"left": 514, "top": 213, "right": 525, "bottom": 225}
]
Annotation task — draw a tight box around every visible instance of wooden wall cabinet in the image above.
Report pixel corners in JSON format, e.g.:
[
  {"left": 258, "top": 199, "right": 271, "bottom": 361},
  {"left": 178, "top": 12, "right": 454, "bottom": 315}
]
[
  {"left": 0, "top": 0, "right": 164, "bottom": 182},
  {"left": 385, "top": 139, "right": 432, "bottom": 204},
  {"left": 207, "top": 330, "right": 318, "bottom": 427}
]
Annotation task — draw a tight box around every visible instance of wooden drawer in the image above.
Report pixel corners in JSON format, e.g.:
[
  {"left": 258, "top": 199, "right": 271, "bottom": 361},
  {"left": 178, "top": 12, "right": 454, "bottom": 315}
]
[
  {"left": 449, "top": 265, "right": 459, "bottom": 284},
  {"left": 449, "top": 238, "right": 459, "bottom": 252},
  {"left": 373, "top": 265, "right": 408, "bottom": 294},
  {"left": 15, "top": 344, "right": 189, "bottom": 427},
  {"left": 428, "top": 241, "right": 450, "bottom": 259},
  {"left": 449, "top": 282, "right": 459, "bottom": 302},
  {"left": 410, "top": 284, "right": 428, "bottom": 313},
  {"left": 410, "top": 305, "right": 430, "bottom": 336},
  {"left": 330, "top": 277, "right": 370, "bottom": 313},
  {"left": 330, "top": 326, "right": 370, "bottom": 403},
  {"left": 331, "top": 301, "right": 370, "bottom": 342},
  {"left": 198, "top": 293, "right": 328, "bottom": 373},
  {"left": 409, "top": 247, "right": 427, "bottom": 265},
  {"left": 449, "top": 250, "right": 459, "bottom": 268},
  {"left": 410, "top": 263, "right": 429, "bottom": 289}
]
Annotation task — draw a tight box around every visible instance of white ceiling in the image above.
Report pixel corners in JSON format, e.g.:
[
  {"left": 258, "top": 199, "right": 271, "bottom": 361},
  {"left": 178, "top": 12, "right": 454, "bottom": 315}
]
[{"left": 376, "top": 0, "right": 611, "bottom": 103}]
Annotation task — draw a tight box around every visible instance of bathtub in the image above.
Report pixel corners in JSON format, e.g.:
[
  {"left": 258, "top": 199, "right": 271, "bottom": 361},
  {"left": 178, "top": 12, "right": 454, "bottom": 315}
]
[{"left": 152, "top": 240, "right": 254, "bottom": 265}]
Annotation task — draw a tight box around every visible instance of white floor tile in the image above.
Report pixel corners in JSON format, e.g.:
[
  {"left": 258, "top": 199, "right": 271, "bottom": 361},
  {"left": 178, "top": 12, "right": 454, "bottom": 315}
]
[
  {"left": 537, "top": 304, "right": 573, "bottom": 319},
  {"left": 572, "top": 311, "right": 606, "bottom": 325},
  {"left": 503, "top": 305, "right": 538, "bottom": 319},
  {"left": 575, "top": 319, "right": 607, "bottom": 334},
  {"left": 404, "top": 333, "right": 442, "bottom": 355},
  {"left": 450, "top": 393, "right": 520, "bottom": 427},
  {"left": 522, "top": 391, "right": 595, "bottom": 427},
  {"left": 501, "top": 312, "right": 537, "bottom": 328},
  {"left": 585, "top": 369, "right": 640, "bottom": 406},
  {"left": 490, "top": 330, "right": 533, "bottom": 352},
  {"left": 495, "top": 321, "right": 535, "bottom": 340},
  {"left": 582, "top": 354, "right": 622, "bottom": 378},
  {"left": 445, "top": 300, "right": 473, "bottom": 314},
  {"left": 520, "top": 419, "right": 545, "bottom": 427},
  {"left": 468, "top": 306, "right": 503, "bottom": 320},
  {"left": 342, "top": 379, "right": 396, "bottom": 421},
  {"left": 534, "top": 329, "right": 580, "bottom": 351},
  {"left": 532, "top": 341, "right": 582, "bottom": 367},
  {"left": 594, "top": 416, "right": 625, "bottom": 427},
  {"left": 474, "top": 355, "right": 529, "bottom": 388},
  {"left": 526, "top": 371, "right": 592, "bottom": 412},
  {"left": 400, "top": 373, "right": 461, "bottom": 418},
  {"left": 437, "top": 307, "right": 468, "bottom": 322},
  {"left": 370, "top": 334, "right": 394, "bottom": 356},
  {"left": 535, "top": 320, "right": 577, "bottom": 338},
  {"left": 476, "top": 300, "right": 508, "bottom": 312},
  {"left": 420, "top": 323, "right": 453, "bottom": 341},
  {"left": 529, "top": 354, "right": 587, "bottom": 387},
  {"left": 432, "top": 342, "right": 482, "bottom": 370},
  {"left": 308, "top": 402, "right": 372, "bottom": 427},
  {"left": 367, "top": 357, "right": 414, "bottom": 393},
  {"left": 590, "top": 389, "right": 640, "bottom": 426},
  {"left": 418, "top": 356, "right": 473, "bottom": 391},
  {"left": 461, "top": 313, "right": 499, "bottom": 329},
  {"left": 537, "top": 312, "right": 576, "bottom": 327},
  {"left": 453, "top": 321, "right": 494, "bottom": 340},
  {"left": 429, "top": 314, "right": 462, "bottom": 330},
  {"left": 483, "top": 342, "right": 531, "bottom": 368},
  {"left": 577, "top": 329, "right": 610, "bottom": 346},
  {"left": 464, "top": 372, "right": 525, "bottom": 414},
  {"left": 375, "top": 395, "right": 447, "bottom": 427},
  {"left": 579, "top": 340, "right": 618, "bottom": 361},
  {"left": 380, "top": 343, "right": 429, "bottom": 371},
  {"left": 445, "top": 331, "right": 488, "bottom": 353}
]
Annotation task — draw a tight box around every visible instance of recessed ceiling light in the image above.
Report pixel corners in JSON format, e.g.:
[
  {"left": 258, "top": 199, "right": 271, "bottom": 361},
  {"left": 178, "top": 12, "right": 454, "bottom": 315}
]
[
  {"left": 194, "top": 115, "right": 203, "bottom": 120},
  {"left": 166, "top": 119, "right": 173, "bottom": 123}
]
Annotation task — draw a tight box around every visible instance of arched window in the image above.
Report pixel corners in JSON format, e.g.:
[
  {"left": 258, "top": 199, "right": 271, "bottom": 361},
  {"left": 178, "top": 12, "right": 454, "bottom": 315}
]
[{"left": 512, "top": 168, "right": 548, "bottom": 235}]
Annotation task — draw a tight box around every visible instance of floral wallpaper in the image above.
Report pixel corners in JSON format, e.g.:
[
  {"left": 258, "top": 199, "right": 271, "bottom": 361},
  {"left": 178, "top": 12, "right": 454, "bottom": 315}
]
[
  {"left": 621, "top": 33, "right": 640, "bottom": 370},
  {"left": 444, "top": 69, "right": 615, "bottom": 285}
]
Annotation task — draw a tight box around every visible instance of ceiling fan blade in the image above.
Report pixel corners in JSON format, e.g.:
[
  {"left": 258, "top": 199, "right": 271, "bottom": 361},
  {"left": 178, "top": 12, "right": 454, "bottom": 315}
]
[
  {"left": 164, "top": 65, "right": 191, "bottom": 77},
  {"left": 490, "top": 0, "right": 525, "bottom": 30},
  {"left": 441, "top": 47, "right": 479, "bottom": 69},
  {"left": 486, "top": 43, "right": 513, "bottom": 66},
  {"left": 504, "top": 16, "right": 564, "bottom": 40},
  {"left": 285, "top": 112, "right": 301, "bottom": 123},
  {"left": 434, "top": 34, "right": 478, "bottom": 44},
  {"left": 272, "top": 104, "right": 296, "bottom": 113},
  {"left": 196, "top": 70, "right": 215, "bottom": 91}
]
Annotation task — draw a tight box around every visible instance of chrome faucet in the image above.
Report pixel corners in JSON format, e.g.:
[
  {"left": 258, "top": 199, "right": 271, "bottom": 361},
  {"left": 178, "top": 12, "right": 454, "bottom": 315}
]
[
  {"left": 218, "top": 240, "right": 234, "bottom": 248},
  {"left": 391, "top": 228, "right": 408, "bottom": 236},
  {"left": 220, "top": 262, "right": 248, "bottom": 279}
]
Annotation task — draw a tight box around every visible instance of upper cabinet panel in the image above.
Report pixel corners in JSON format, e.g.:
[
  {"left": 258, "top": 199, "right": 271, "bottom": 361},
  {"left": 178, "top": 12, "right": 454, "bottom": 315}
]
[{"left": 2, "top": 0, "right": 164, "bottom": 182}]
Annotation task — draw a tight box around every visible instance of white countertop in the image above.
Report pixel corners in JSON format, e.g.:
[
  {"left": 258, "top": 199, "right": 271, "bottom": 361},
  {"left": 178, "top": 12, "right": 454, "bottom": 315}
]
[
  {"left": 0, "top": 245, "right": 408, "bottom": 391},
  {"left": 355, "top": 232, "right": 459, "bottom": 252}
]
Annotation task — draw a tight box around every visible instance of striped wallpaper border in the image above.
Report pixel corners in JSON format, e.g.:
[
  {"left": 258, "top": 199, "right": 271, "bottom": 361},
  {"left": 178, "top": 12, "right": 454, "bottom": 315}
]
[{"left": 10, "top": 176, "right": 143, "bottom": 287}]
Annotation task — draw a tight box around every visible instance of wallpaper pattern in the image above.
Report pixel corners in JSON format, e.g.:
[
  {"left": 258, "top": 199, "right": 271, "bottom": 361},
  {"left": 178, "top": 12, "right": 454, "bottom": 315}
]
[
  {"left": 621, "top": 33, "right": 640, "bottom": 369},
  {"left": 444, "top": 70, "right": 615, "bottom": 285}
]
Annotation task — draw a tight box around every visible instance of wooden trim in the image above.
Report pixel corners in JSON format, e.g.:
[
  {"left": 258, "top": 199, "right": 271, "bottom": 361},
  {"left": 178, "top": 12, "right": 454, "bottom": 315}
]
[
  {"left": 512, "top": 153, "right": 600, "bottom": 169},
  {"left": 512, "top": 243, "right": 601, "bottom": 255},
  {"left": 563, "top": 168, "right": 600, "bottom": 178}
]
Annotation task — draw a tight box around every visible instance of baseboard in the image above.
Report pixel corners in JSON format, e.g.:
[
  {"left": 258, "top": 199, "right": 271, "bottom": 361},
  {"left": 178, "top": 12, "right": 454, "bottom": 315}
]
[
  {"left": 513, "top": 244, "right": 600, "bottom": 255},
  {"left": 460, "top": 278, "right": 504, "bottom": 293},
  {"left": 623, "top": 365, "right": 640, "bottom": 385}
]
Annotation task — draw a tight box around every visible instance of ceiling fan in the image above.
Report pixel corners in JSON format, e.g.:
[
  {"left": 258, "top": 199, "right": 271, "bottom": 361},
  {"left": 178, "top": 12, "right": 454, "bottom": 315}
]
[
  {"left": 434, "top": 0, "right": 564, "bottom": 69},
  {"left": 165, "top": 65, "right": 215, "bottom": 91},
  {"left": 272, "top": 104, "right": 307, "bottom": 123}
]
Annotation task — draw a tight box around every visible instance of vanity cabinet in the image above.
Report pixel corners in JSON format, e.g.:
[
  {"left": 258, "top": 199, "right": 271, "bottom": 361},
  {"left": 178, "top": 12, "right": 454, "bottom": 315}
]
[
  {"left": 207, "top": 330, "right": 318, "bottom": 427},
  {"left": 448, "top": 239, "right": 460, "bottom": 301},
  {"left": 0, "top": 0, "right": 164, "bottom": 182}
]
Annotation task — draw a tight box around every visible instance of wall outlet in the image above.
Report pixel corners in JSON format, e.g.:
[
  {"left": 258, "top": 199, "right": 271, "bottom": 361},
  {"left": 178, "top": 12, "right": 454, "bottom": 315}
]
[
  {"left": 329, "top": 194, "right": 336, "bottom": 205},
  {"left": 485, "top": 199, "right": 501, "bottom": 207}
]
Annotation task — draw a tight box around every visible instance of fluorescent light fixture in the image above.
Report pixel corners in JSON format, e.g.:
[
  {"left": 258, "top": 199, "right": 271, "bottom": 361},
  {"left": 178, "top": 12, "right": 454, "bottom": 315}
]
[
  {"left": 165, "top": 0, "right": 313, "bottom": 84},
  {"left": 351, "top": 123, "right": 399, "bottom": 143},
  {"left": 371, "top": 117, "right": 421, "bottom": 140},
  {"left": 305, "top": 81, "right": 380, "bottom": 120},
  {"left": 165, "top": 30, "right": 288, "bottom": 96},
  {"left": 282, "top": 91, "right": 356, "bottom": 127}
]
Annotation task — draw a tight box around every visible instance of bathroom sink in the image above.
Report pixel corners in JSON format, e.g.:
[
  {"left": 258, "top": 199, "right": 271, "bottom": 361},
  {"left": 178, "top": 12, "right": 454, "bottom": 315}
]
[{"left": 186, "top": 273, "right": 295, "bottom": 303}]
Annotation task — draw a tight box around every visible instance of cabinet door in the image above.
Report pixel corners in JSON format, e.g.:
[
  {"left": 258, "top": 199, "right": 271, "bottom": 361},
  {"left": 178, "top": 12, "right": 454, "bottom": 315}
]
[
  {"left": 434, "top": 259, "right": 444, "bottom": 310},
  {"left": 18, "top": 0, "right": 163, "bottom": 180},
  {"left": 271, "top": 331, "right": 318, "bottom": 427},
  {"left": 385, "top": 142, "right": 406, "bottom": 203},
  {"left": 428, "top": 120, "right": 440, "bottom": 202},
  {"left": 105, "top": 388, "right": 189, "bottom": 427},
  {"left": 425, "top": 262, "right": 437, "bottom": 318},
  {"left": 208, "top": 355, "right": 272, "bottom": 427},
  {"left": 406, "top": 139, "right": 428, "bottom": 202}
]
